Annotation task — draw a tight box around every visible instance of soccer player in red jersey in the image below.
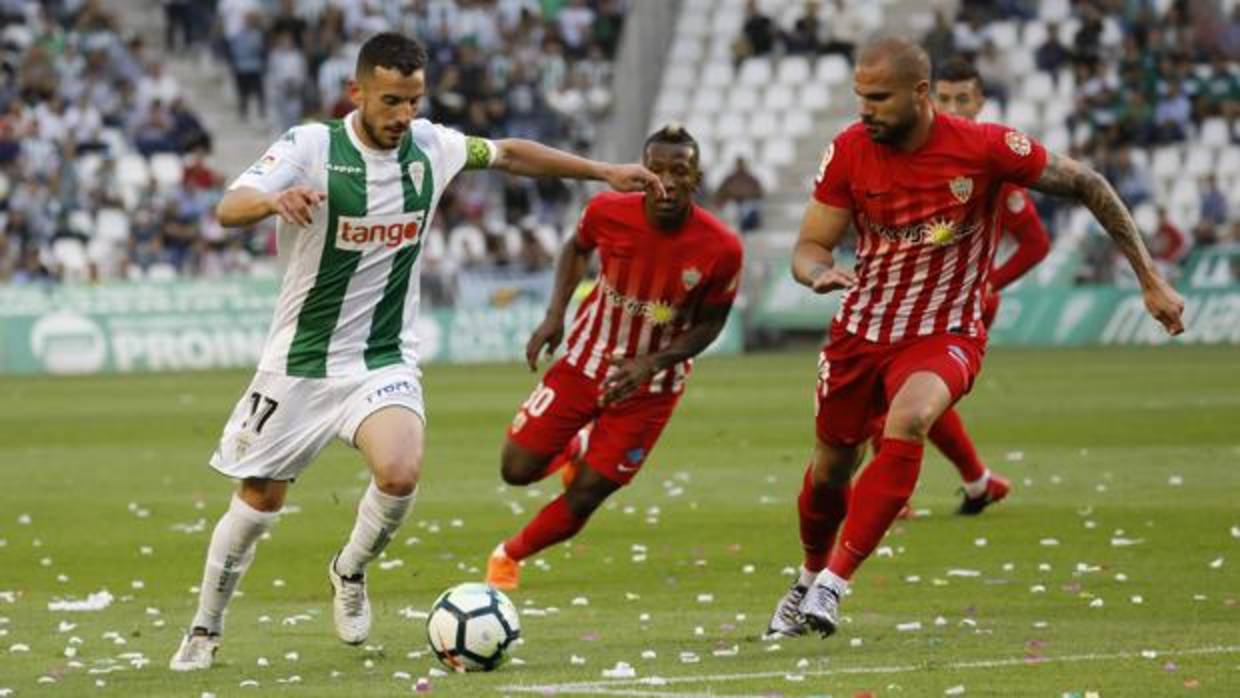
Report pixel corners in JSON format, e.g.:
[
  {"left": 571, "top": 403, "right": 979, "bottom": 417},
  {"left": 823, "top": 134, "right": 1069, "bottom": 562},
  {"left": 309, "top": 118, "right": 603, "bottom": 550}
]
[
  {"left": 485, "top": 125, "right": 744, "bottom": 590},
  {"left": 764, "top": 38, "right": 1184, "bottom": 640},
  {"left": 879, "top": 57, "right": 1054, "bottom": 516}
]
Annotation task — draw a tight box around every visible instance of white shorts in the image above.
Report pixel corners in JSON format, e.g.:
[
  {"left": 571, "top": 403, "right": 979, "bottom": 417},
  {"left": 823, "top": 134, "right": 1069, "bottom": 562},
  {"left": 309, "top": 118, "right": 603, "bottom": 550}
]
[{"left": 208, "top": 364, "right": 425, "bottom": 481}]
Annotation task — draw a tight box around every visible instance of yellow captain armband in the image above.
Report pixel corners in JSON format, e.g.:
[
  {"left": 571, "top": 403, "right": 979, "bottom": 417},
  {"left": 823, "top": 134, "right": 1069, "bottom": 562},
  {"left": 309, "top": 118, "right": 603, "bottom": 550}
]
[{"left": 464, "top": 136, "right": 497, "bottom": 170}]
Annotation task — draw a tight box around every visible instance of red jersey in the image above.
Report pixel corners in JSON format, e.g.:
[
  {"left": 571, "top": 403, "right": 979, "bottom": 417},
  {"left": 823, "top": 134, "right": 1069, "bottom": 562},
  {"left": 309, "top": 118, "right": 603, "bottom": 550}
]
[
  {"left": 812, "top": 112, "right": 1048, "bottom": 343},
  {"left": 990, "top": 184, "right": 1051, "bottom": 291},
  {"left": 562, "top": 192, "right": 743, "bottom": 394}
]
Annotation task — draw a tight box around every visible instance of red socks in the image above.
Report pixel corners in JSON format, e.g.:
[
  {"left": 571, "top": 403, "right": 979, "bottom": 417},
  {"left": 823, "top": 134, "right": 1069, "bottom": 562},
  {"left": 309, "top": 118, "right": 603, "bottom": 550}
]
[
  {"left": 797, "top": 465, "right": 850, "bottom": 573},
  {"left": 828, "top": 437, "right": 923, "bottom": 579},
  {"left": 929, "top": 408, "right": 986, "bottom": 484},
  {"left": 503, "top": 496, "right": 586, "bottom": 561}
]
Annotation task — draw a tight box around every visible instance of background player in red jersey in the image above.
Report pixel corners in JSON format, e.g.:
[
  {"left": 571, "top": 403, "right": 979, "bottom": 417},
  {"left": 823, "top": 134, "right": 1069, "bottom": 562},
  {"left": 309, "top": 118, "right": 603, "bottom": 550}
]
[
  {"left": 485, "top": 125, "right": 744, "bottom": 590},
  {"left": 765, "top": 38, "right": 1184, "bottom": 641},
  {"left": 876, "top": 57, "right": 1054, "bottom": 516}
]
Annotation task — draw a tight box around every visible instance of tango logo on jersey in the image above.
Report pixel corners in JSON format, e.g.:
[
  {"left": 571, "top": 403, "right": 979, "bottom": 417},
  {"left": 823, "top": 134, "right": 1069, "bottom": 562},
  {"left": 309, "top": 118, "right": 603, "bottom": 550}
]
[
  {"left": 335, "top": 212, "right": 426, "bottom": 251},
  {"left": 601, "top": 280, "right": 678, "bottom": 326},
  {"left": 949, "top": 176, "right": 973, "bottom": 204}
]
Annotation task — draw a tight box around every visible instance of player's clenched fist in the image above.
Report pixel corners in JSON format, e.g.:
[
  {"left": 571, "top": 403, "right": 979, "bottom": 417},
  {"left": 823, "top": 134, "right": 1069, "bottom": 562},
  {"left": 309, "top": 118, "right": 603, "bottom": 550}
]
[
  {"left": 269, "top": 187, "right": 327, "bottom": 226},
  {"left": 525, "top": 317, "right": 565, "bottom": 372},
  {"left": 1143, "top": 277, "right": 1186, "bottom": 336},
  {"left": 809, "top": 267, "right": 856, "bottom": 295}
]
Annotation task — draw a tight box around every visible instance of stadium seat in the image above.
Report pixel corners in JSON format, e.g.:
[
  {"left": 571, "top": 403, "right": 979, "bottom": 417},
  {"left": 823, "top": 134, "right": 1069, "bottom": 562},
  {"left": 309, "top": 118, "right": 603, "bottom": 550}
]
[
  {"left": 815, "top": 55, "right": 850, "bottom": 85},
  {"left": 116, "top": 154, "right": 151, "bottom": 192},
  {"left": 749, "top": 111, "right": 780, "bottom": 140},
  {"left": 95, "top": 208, "right": 131, "bottom": 243},
  {"left": 669, "top": 37, "right": 705, "bottom": 64},
  {"left": 1150, "top": 147, "right": 1183, "bottom": 181},
  {"left": 1132, "top": 202, "right": 1158, "bottom": 234},
  {"left": 1199, "top": 118, "right": 1229, "bottom": 148},
  {"left": 1004, "top": 100, "right": 1040, "bottom": 133},
  {"left": 727, "top": 84, "right": 761, "bottom": 113},
  {"left": 715, "top": 112, "right": 747, "bottom": 141},
  {"left": 777, "top": 56, "right": 812, "bottom": 85},
  {"left": 532, "top": 224, "right": 559, "bottom": 259},
  {"left": 1183, "top": 146, "right": 1215, "bottom": 179},
  {"left": 800, "top": 82, "right": 830, "bottom": 110},
  {"left": 653, "top": 91, "right": 689, "bottom": 121},
  {"left": 1007, "top": 47, "right": 1037, "bottom": 79},
  {"left": 1021, "top": 19, "right": 1048, "bottom": 51},
  {"left": 1129, "top": 147, "right": 1149, "bottom": 171},
  {"left": 1216, "top": 147, "right": 1240, "bottom": 178},
  {"left": 783, "top": 109, "right": 814, "bottom": 138},
  {"left": 662, "top": 64, "right": 697, "bottom": 91},
  {"left": 691, "top": 85, "right": 725, "bottom": 114},
  {"left": 447, "top": 224, "right": 487, "bottom": 266},
  {"left": 701, "top": 61, "right": 733, "bottom": 89},
  {"left": 1042, "top": 126, "right": 1071, "bottom": 153},
  {"left": 678, "top": 1, "right": 711, "bottom": 37},
  {"left": 149, "top": 153, "right": 184, "bottom": 191},
  {"left": 422, "top": 226, "right": 446, "bottom": 263},
  {"left": 986, "top": 21, "right": 1019, "bottom": 49},
  {"left": 764, "top": 83, "right": 795, "bottom": 113},
  {"left": 750, "top": 162, "right": 778, "bottom": 192},
  {"left": 978, "top": 102, "right": 1002, "bottom": 124},
  {"left": 760, "top": 137, "right": 796, "bottom": 167},
  {"left": 52, "top": 238, "right": 90, "bottom": 281},
  {"left": 719, "top": 141, "right": 757, "bottom": 167},
  {"left": 1042, "top": 100, "right": 1073, "bottom": 130},
  {"left": 1022, "top": 72, "right": 1056, "bottom": 104},
  {"left": 1039, "top": 0, "right": 1071, "bottom": 22},
  {"left": 710, "top": 6, "right": 744, "bottom": 36},
  {"left": 684, "top": 114, "right": 715, "bottom": 142},
  {"left": 67, "top": 210, "right": 93, "bottom": 238},
  {"left": 738, "top": 57, "right": 774, "bottom": 87}
]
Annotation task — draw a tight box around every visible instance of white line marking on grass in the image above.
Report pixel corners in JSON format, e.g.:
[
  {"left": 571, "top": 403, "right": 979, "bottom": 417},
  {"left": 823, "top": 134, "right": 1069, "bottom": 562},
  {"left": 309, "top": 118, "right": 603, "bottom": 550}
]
[{"left": 498, "top": 644, "right": 1240, "bottom": 696}]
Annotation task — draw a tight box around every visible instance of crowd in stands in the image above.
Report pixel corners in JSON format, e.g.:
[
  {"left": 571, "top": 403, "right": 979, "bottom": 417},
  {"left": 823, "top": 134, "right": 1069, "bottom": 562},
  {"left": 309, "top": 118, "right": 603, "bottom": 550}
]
[{"left": 1, "top": 0, "right": 625, "bottom": 301}]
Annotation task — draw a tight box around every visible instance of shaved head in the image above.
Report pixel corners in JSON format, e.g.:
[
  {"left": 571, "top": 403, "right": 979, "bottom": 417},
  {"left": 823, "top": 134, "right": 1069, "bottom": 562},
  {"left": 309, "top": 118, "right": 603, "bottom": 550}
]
[{"left": 857, "top": 37, "right": 931, "bottom": 88}]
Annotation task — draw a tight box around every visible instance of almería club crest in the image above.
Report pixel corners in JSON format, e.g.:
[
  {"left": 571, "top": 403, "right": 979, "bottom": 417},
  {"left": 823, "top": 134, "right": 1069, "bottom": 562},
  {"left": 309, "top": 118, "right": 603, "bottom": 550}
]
[{"left": 949, "top": 176, "right": 973, "bottom": 204}]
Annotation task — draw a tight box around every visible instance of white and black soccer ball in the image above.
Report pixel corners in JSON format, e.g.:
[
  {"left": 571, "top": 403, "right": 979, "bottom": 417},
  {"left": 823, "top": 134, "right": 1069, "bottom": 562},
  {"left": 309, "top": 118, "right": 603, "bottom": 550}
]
[{"left": 426, "top": 582, "right": 520, "bottom": 672}]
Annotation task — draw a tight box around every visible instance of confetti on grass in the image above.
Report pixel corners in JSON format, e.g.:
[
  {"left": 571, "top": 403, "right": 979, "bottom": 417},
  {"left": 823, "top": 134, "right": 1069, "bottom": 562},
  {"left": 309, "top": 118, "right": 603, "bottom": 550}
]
[{"left": 47, "top": 591, "right": 114, "bottom": 612}]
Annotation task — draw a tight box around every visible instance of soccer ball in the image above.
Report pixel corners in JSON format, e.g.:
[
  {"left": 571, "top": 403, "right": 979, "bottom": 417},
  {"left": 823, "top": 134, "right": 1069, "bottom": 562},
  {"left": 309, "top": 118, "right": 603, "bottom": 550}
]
[{"left": 426, "top": 582, "right": 520, "bottom": 672}]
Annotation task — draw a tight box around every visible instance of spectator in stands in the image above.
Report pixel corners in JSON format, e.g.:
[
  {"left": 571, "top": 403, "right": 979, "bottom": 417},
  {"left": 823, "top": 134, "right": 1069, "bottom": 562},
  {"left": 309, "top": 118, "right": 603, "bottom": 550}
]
[
  {"left": 169, "top": 98, "right": 212, "bottom": 153},
  {"left": 714, "top": 156, "right": 764, "bottom": 234},
  {"left": 130, "top": 99, "right": 177, "bottom": 157},
  {"left": 922, "top": 10, "right": 956, "bottom": 66},
  {"left": 975, "top": 40, "right": 1010, "bottom": 105},
  {"left": 1200, "top": 175, "right": 1229, "bottom": 227},
  {"left": 1073, "top": 2, "right": 1105, "bottom": 61},
  {"left": 734, "top": 0, "right": 776, "bottom": 65},
  {"left": 11, "top": 244, "right": 53, "bottom": 285},
  {"left": 135, "top": 60, "right": 180, "bottom": 111},
  {"left": 228, "top": 10, "right": 267, "bottom": 122},
  {"left": 1154, "top": 81, "right": 1192, "bottom": 143},
  {"left": 1035, "top": 23, "right": 1071, "bottom": 75},
  {"left": 269, "top": 0, "right": 308, "bottom": 49},
  {"left": 785, "top": 1, "right": 821, "bottom": 56},
  {"left": 821, "top": 0, "right": 863, "bottom": 63},
  {"left": 1150, "top": 206, "right": 1191, "bottom": 268},
  {"left": 1202, "top": 54, "right": 1240, "bottom": 118},
  {"left": 1107, "top": 148, "right": 1153, "bottom": 208},
  {"left": 267, "top": 30, "right": 308, "bottom": 131},
  {"left": 1224, "top": 4, "right": 1240, "bottom": 59},
  {"left": 952, "top": 12, "right": 986, "bottom": 59},
  {"left": 558, "top": 0, "right": 596, "bottom": 56}
]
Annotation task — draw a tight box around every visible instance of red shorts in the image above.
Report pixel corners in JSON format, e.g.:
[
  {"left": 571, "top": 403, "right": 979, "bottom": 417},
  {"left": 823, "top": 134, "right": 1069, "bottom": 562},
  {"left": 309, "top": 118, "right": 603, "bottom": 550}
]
[
  {"left": 816, "top": 324, "right": 985, "bottom": 447},
  {"left": 506, "top": 360, "right": 680, "bottom": 485}
]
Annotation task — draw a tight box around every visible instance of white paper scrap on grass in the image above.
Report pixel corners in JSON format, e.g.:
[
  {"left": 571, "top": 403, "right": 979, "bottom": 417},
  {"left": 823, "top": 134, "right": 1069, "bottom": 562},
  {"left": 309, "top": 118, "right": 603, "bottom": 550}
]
[{"left": 48, "top": 590, "right": 114, "bottom": 612}]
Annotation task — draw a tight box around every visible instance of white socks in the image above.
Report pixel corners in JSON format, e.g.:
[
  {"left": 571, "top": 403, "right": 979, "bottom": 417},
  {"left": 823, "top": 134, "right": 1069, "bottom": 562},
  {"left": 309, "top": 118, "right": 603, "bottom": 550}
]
[
  {"left": 335, "top": 481, "right": 417, "bottom": 577},
  {"left": 963, "top": 469, "right": 991, "bottom": 499},
  {"left": 797, "top": 566, "right": 817, "bottom": 588},
  {"left": 191, "top": 495, "right": 280, "bottom": 635},
  {"left": 815, "top": 568, "right": 851, "bottom": 595}
]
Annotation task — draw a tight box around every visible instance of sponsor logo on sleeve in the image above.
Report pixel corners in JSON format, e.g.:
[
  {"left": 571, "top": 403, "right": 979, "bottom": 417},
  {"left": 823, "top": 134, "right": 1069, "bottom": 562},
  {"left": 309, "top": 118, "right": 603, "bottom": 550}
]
[
  {"left": 246, "top": 152, "right": 279, "bottom": 176},
  {"left": 1007, "top": 190, "right": 1026, "bottom": 213}
]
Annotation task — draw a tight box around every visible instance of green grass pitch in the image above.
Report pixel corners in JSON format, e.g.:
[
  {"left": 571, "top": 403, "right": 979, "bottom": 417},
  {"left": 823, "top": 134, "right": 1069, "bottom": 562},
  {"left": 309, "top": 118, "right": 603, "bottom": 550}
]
[{"left": 1, "top": 346, "right": 1237, "bottom": 697}]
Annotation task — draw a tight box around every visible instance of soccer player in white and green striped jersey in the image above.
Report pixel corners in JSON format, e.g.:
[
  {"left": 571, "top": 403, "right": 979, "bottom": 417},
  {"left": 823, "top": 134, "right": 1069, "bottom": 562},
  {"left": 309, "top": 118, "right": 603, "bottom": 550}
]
[{"left": 169, "top": 32, "right": 664, "bottom": 671}]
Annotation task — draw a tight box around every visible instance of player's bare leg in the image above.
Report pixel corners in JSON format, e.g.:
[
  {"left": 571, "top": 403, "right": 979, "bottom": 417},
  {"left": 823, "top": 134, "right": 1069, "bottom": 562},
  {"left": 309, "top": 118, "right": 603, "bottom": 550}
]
[
  {"left": 803, "top": 372, "right": 952, "bottom": 637},
  {"left": 765, "top": 439, "right": 860, "bottom": 640},
  {"left": 170, "top": 479, "right": 286, "bottom": 670},
  {"left": 489, "top": 454, "right": 619, "bottom": 590},
  {"left": 330, "top": 406, "right": 423, "bottom": 645}
]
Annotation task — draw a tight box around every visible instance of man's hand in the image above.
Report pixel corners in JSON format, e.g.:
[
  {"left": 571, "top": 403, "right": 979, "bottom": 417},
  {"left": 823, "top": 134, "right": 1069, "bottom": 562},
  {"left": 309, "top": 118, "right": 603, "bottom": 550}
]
[
  {"left": 601, "top": 355, "right": 658, "bottom": 407},
  {"left": 809, "top": 266, "right": 856, "bottom": 294},
  {"left": 524, "top": 316, "right": 565, "bottom": 371},
  {"left": 1142, "top": 276, "right": 1186, "bottom": 335},
  {"left": 602, "top": 163, "right": 667, "bottom": 199},
  {"left": 270, "top": 187, "right": 326, "bottom": 226}
]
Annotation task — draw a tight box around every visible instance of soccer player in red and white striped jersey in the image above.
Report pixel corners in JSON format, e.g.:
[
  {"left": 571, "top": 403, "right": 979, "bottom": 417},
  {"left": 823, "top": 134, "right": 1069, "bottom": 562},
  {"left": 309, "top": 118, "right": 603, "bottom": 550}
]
[
  {"left": 875, "top": 57, "right": 1055, "bottom": 516},
  {"left": 486, "top": 125, "right": 743, "bottom": 590},
  {"left": 765, "top": 38, "right": 1184, "bottom": 641}
]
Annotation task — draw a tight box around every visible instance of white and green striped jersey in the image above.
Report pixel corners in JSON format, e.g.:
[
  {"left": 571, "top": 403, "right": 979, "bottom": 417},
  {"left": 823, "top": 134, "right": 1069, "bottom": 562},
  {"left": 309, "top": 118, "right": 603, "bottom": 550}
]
[{"left": 231, "top": 111, "right": 492, "bottom": 378}]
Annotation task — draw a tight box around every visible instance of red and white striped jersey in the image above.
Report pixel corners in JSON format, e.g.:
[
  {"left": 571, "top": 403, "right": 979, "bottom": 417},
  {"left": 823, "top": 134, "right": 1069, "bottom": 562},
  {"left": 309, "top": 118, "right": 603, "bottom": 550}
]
[
  {"left": 812, "top": 112, "right": 1048, "bottom": 344},
  {"left": 562, "top": 192, "right": 743, "bottom": 394}
]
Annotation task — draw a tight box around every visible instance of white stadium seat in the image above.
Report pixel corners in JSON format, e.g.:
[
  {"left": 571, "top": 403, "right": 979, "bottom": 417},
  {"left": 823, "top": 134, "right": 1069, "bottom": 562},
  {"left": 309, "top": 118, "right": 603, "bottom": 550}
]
[
  {"left": 1021, "top": 19, "right": 1048, "bottom": 50},
  {"left": 662, "top": 64, "right": 696, "bottom": 91},
  {"left": 1183, "top": 146, "right": 1215, "bottom": 179},
  {"left": 1200, "top": 118, "right": 1229, "bottom": 148},
  {"left": 761, "top": 137, "right": 796, "bottom": 167},
  {"left": 149, "top": 153, "right": 184, "bottom": 191},
  {"left": 1042, "top": 100, "right": 1072, "bottom": 130},
  {"left": 765, "top": 83, "right": 795, "bottom": 113},
  {"left": 715, "top": 112, "right": 747, "bottom": 141},
  {"left": 1150, "top": 147, "right": 1183, "bottom": 181},
  {"left": 978, "top": 102, "right": 1002, "bottom": 124},
  {"left": 692, "top": 85, "right": 725, "bottom": 114},
  {"left": 1041, "top": 126, "right": 1070, "bottom": 154},
  {"left": 800, "top": 82, "right": 831, "bottom": 110},
  {"left": 815, "top": 55, "right": 851, "bottom": 85},
  {"left": 52, "top": 238, "right": 90, "bottom": 281},
  {"left": 1039, "top": 0, "right": 1071, "bottom": 22},
  {"left": 1129, "top": 147, "right": 1150, "bottom": 171},
  {"left": 985, "top": 21, "right": 1018, "bottom": 49},
  {"left": 1004, "top": 99, "right": 1040, "bottom": 133},
  {"left": 777, "top": 56, "right": 812, "bottom": 85},
  {"left": 1022, "top": 71, "right": 1055, "bottom": 103},
  {"left": 95, "top": 208, "right": 131, "bottom": 243},
  {"left": 749, "top": 111, "right": 780, "bottom": 140},
  {"left": 728, "top": 84, "right": 760, "bottom": 113},
  {"left": 653, "top": 91, "right": 689, "bottom": 120},
  {"left": 669, "top": 37, "right": 705, "bottom": 64},
  {"left": 1216, "top": 147, "right": 1240, "bottom": 178},
  {"left": 1132, "top": 202, "right": 1158, "bottom": 234},
  {"left": 783, "top": 109, "right": 814, "bottom": 138},
  {"left": 738, "top": 57, "right": 773, "bottom": 87},
  {"left": 1007, "top": 47, "right": 1036, "bottom": 78},
  {"left": 701, "top": 60, "right": 733, "bottom": 89}
]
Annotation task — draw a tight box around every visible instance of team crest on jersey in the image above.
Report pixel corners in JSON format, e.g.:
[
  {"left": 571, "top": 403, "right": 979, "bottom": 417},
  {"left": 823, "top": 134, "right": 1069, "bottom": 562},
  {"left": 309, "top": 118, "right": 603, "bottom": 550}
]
[
  {"left": 1007, "top": 190, "right": 1026, "bottom": 213},
  {"left": 1005, "top": 130, "right": 1032, "bottom": 157},
  {"left": 407, "top": 161, "right": 425, "bottom": 196},
  {"left": 681, "top": 267, "right": 702, "bottom": 290},
  {"left": 949, "top": 176, "right": 973, "bottom": 204}
]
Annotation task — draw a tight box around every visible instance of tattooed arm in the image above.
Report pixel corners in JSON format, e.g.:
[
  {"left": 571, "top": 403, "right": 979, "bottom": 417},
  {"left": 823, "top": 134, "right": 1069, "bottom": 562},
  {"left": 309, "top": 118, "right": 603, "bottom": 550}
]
[{"left": 1028, "top": 153, "right": 1185, "bottom": 335}]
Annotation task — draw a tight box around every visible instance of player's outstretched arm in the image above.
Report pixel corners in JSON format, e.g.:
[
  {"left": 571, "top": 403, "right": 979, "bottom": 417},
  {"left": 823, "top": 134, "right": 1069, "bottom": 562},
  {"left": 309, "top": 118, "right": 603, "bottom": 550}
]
[
  {"left": 217, "top": 186, "right": 326, "bottom": 228},
  {"left": 600, "top": 302, "right": 731, "bottom": 407},
  {"left": 490, "top": 139, "right": 666, "bottom": 198},
  {"left": 792, "top": 200, "right": 856, "bottom": 294},
  {"left": 525, "top": 236, "right": 593, "bottom": 371},
  {"left": 1028, "top": 153, "right": 1185, "bottom": 335}
]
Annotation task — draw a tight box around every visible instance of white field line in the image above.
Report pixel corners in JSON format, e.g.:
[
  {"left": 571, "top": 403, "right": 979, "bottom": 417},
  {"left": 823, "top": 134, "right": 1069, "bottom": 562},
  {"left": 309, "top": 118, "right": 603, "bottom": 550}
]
[{"left": 498, "top": 644, "right": 1240, "bottom": 696}]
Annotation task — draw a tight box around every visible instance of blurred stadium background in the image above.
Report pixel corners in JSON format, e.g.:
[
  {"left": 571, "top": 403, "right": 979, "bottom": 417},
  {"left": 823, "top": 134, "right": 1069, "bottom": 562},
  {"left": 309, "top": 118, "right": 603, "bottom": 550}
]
[{"left": 0, "top": 0, "right": 1237, "bottom": 367}]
